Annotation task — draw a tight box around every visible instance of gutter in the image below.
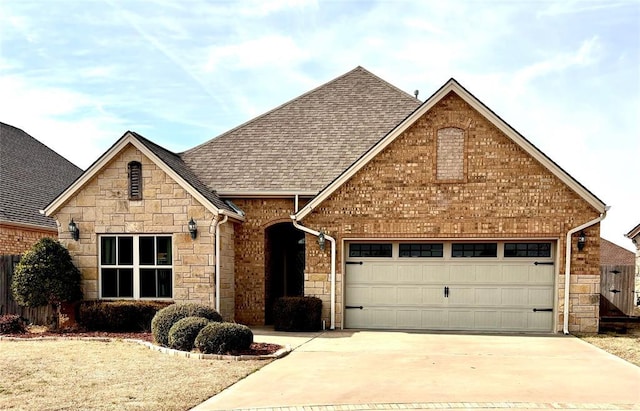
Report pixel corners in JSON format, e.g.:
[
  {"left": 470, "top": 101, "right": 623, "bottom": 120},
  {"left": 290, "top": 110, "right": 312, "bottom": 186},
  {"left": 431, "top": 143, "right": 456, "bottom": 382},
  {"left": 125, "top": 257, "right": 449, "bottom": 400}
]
[
  {"left": 563, "top": 206, "right": 609, "bottom": 334},
  {"left": 290, "top": 216, "right": 336, "bottom": 330},
  {"left": 213, "top": 214, "right": 229, "bottom": 313}
]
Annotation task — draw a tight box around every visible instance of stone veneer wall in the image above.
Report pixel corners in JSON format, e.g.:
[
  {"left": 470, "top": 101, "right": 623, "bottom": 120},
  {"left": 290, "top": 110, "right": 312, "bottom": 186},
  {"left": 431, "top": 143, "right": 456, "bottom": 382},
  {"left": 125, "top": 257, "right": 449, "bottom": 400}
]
[
  {"left": 0, "top": 224, "right": 57, "bottom": 255},
  {"left": 50, "top": 144, "right": 234, "bottom": 320},
  {"left": 300, "top": 92, "right": 602, "bottom": 333}
]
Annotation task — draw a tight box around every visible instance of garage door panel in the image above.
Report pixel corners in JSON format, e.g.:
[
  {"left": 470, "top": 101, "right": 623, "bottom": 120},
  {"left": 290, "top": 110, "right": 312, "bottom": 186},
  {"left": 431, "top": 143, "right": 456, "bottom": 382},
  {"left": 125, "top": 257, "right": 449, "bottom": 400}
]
[
  {"left": 371, "top": 286, "right": 396, "bottom": 304},
  {"left": 505, "top": 265, "right": 530, "bottom": 283},
  {"left": 448, "top": 287, "right": 475, "bottom": 305},
  {"left": 397, "top": 310, "right": 421, "bottom": 328},
  {"left": 528, "top": 288, "right": 554, "bottom": 306},
  {"left": 501, "top": 288, "right": 529, "bottom": 306},
  {"left": 345, "top": 285, "right": 370, "bottom": 305},
  {"left": 528, "top": 311, "right": 554, "bottom": 331},
  {"left": 422, "top": 287, "right": 446, "bottom": 304},
  {"left": 475, "top": 265, "right": 502, "bottom": 283},
  {"left": 501, "top": 311, "right": 527, "bottom": 329},
  {"left": 421, "top": 310, "right": 448, "bottom": 328},
  {"left": 530, "top": 266, "right": 554, "bottom": 283},
  {"left": 398, "top": 287, "right": 422, "bottom": 305},
  {"left": 423, "top": 264, "right": 448, "bottom": 283},
  {"left": 476, "top": 288, "right": 501, "bottom": 305},
  {"left": 370, "top": 309, "right": 396, "bottom": 328},
  {"left": 347, "top": 264, "right": 370, "bottom": 282},
  {"left": 474, "top": 311, "right": 500, "bottom": 329},
  {"left": 370, "top": 264, "right": 397, "bottom": 282},
  {"left": 397, "top": 265, "right": 423, "bottom": 283},
  {"left": 449, "top": 310, "right": 474, "bottom": 329},
  {"left": 449, "top": 265, "right": 476, "bottom": 282}
]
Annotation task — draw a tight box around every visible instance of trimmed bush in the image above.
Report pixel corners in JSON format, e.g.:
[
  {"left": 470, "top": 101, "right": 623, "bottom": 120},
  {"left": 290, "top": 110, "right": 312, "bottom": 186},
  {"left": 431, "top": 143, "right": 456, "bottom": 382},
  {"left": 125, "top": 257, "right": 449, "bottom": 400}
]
[
  {"left": 273, "top": 296, "right": 322, "bottom": 331},
  {"left": 77, "top": 300, "right": 173, "bottom": 332},
  {"left": 194, "top": 322, "right": 253, "bottom": 355},
  {"left": 151, "top": 303, "right": 223, "bottom": 347},
  {"left": 168, "top": 316, "right": 210, "bottom": 351},
  {"left": 0, "top": 314, "right": 26, "bottom": 334}
]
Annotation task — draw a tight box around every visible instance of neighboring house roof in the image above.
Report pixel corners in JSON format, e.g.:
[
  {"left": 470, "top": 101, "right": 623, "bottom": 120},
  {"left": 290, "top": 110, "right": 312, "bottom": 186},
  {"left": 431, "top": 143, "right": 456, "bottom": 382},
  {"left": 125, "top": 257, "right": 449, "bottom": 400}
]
[
  {"left": 600, "top": 238, "right": 635, "bottom": 266},
  {"left": 181, "top": 66, "right": 421, "bottom": 195},
  {"left": 44, "top": 132, "right": 243, "bottom": 220},
  {"left": 295, "top": 78, "right": 607, "bottom": 220},
  {"left": 626, "top": 223, "right": 640, "bottom": 242},
  {"left": 0, "top": 122, "right": 82, "bottom": 229}
]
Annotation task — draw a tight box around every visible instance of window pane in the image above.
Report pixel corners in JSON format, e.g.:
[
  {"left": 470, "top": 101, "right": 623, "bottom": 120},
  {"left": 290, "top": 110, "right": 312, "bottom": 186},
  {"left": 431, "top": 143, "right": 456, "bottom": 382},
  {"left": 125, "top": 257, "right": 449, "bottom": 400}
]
[
  {"left": 101, "top": 237, "right": 116, "bottom": 265},
  {"left": 119, "top": 269, "right": 134, "bottom": 297},
  {"left": 101, "top": 268, "right": 117, "bottom": 297},
  {"left": 139, "top": 237, "right": 155, "bottom": 265},
  {"left": 349, "top": 243, "right": 392, "bottom": 257},
  {"left": 157, "top": 269, "right": 172, "bottom": 298},
  {"left": 118, "top": 237, "right": 133, "bottom": 265},
  {"left": 399, "top": 244, "right": 443, "bottom": 258},
  {"left": 140, "top": 269, "right": 156, "bottom": 298},
  {"left": 452, "top": 243, "right": 497, "bottom": 258},
  {"left": 156, "top": 237, "right": 172, "bottom": 265},
  {"left": 504, "top": 243, "right": 551, "bottom": 258}
]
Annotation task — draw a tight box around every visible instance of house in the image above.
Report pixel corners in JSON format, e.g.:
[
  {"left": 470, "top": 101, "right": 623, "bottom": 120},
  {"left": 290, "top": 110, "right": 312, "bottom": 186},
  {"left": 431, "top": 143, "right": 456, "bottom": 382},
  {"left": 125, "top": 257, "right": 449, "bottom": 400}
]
[
  {"left": 625, "top": 223, "right": 640, "bottom": 306},
  {"left": 599, "top": 238, "right": 636, "bottom": 316},
  {"left": 0, "top": 122, "right": 83, "bottom": 254},
  {"left": 43, "top": 67, "right": 607, "bottom": 334}
]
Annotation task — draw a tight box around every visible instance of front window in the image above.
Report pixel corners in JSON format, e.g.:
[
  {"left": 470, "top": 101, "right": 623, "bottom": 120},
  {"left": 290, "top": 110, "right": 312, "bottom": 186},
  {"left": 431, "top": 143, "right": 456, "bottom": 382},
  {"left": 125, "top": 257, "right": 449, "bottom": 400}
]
[{"left": 100, "top": 235, "right": 173, "bottom": 299}]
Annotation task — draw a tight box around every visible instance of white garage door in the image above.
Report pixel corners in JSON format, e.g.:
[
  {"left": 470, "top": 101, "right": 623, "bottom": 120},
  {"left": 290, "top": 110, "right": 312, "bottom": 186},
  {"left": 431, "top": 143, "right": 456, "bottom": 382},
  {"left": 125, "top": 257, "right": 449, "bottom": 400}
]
[{"left": 344, "top": 241, "right": 555, "bottom": 332}]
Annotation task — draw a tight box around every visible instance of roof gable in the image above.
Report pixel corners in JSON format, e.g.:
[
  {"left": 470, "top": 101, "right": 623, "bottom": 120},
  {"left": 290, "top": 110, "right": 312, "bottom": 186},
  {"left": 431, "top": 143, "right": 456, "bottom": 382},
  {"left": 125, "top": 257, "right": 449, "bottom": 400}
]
[
  {"left": 181, "top": 66, "right": 421, "bottom": 195},
  {"left": 0, "top": 122, "right": 83, "bottom": 229},
  {"left": 44, "top": 132, "right": 243, "bottom": 220},
  {"left": 626, "top": 223, "right": 640, "bottom": 240},
  {"left": 295, "top": 78, "right": 606, "bottom": 220}
]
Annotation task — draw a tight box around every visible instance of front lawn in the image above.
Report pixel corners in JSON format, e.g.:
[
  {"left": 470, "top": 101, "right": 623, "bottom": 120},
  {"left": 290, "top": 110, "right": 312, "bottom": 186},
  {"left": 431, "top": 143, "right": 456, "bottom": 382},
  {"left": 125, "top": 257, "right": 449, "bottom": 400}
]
[{"left": 0, "top": 339, "right": 269, "bottom": 411}]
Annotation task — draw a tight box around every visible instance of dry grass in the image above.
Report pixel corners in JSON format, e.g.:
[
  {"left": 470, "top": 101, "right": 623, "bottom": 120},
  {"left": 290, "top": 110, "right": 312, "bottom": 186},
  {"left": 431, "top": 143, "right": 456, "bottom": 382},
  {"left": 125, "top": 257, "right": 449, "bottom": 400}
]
[
  {"left": 579, "top": 331, "right": 640, "bottom": 367},
  {"left": 0, "top": 339, "right": 270, "bottom": 411}
]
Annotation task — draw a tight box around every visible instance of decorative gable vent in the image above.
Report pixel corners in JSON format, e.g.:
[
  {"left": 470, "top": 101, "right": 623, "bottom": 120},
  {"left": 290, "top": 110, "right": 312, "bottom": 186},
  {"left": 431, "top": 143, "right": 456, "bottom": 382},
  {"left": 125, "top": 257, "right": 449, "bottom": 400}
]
[{"left": 128, "top": 161, "right": 142, "bottom": 200}]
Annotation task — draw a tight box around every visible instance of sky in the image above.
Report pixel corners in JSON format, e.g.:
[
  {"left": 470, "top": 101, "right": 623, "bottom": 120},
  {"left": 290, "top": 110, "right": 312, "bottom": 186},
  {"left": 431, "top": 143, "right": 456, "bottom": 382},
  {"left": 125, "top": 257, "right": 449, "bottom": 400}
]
[{"left": 0, "top": 0, "right": 638, "bottom": 250}]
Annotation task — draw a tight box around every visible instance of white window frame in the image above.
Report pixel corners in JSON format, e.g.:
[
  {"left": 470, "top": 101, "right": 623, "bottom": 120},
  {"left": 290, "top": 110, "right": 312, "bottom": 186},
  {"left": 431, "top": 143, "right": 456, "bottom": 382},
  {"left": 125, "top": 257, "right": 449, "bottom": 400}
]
[{"left": 98, "top": 234, "right": 174, "bottom": 300}]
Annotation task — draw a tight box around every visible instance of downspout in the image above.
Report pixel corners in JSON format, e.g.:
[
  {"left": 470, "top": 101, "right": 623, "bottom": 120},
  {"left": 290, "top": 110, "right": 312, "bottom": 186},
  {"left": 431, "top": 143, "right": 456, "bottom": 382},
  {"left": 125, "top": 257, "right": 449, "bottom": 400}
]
[
  {"left": 563, "top": 207, "right": 609, "bottom": 335},
  {"left": 214, "top": 214, "right": 229, "bottom": 313},
  {"left": 291, "top": 217, "right": 336, "bottom": 330}
]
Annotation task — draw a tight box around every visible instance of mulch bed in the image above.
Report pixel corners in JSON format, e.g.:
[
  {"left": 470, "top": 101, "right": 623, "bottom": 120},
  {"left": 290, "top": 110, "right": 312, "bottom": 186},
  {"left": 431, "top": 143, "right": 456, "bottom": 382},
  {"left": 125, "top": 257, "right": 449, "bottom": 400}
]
[{"left": 1, "top": 328, "right": 282, "bottom": 356}]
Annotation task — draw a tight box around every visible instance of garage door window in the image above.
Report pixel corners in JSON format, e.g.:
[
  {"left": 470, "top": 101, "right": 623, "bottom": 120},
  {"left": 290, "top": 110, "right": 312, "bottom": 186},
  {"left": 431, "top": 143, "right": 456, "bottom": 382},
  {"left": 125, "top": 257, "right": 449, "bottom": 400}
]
[
  {"left": 349, "top": 243, "right": 392, "bottom": 257},
  {"left": 399, "top": 243, "right": 443, "bottom": 257},
  {"left": 504, "top": 242, "right": 551, "bottom": 257},
  {"left": 452, "top": 243, "right": 497, "bottom": 257}
]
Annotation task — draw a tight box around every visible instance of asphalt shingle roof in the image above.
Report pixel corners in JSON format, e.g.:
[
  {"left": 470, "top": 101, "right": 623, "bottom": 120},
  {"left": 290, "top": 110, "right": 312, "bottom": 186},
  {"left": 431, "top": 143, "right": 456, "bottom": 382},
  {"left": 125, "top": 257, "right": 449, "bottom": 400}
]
[
  {"left": 600, "top": 238, "right": 635, "bottom": 266},
  {"left": 0, "top": 122, "right": 83, "bottom": 228},
  {"left": 181, "top": 66, "right": 421, "bottom": 194},
  {"left": 129, "top": 132, "right": 235, "bottom": 213}
]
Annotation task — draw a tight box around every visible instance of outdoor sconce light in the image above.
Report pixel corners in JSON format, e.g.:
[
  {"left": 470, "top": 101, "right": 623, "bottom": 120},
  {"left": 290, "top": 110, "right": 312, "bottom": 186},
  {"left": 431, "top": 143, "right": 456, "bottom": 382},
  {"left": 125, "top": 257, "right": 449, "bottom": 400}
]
[
  {"left": 68, "top": 219, "right": 79, "bottom": 241},
  {"left": 577, "top": 230, "right": 586, "bottom": 251},
  {"left": 188, "top": 218, "right": 197, "bottom": 240},
  {"left": 318, "top": 231, "right": 326, "bottom": 251}
]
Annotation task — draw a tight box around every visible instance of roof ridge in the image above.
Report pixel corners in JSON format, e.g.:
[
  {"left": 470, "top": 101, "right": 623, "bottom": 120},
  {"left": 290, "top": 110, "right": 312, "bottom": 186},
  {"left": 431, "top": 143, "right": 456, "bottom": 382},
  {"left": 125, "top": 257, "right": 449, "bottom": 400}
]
[{"left": 181, "top": 66, "right": 416, "bottom": 155}]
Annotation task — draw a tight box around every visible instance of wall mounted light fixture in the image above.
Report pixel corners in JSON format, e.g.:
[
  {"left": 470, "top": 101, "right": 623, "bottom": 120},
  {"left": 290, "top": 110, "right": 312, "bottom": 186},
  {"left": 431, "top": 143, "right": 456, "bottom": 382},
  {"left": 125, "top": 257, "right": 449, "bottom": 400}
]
[
  {"left": 318, "top": 231, "right": 326, "bottom": 251},
  {"left": 68, "top": 219, "right": 79, "bottom": 241},
  {"left": 188, "top": 218, "right": 197, "bottom": 240},
  {"left": 577, "top": 230, "right": 586, "bottom": 251}
]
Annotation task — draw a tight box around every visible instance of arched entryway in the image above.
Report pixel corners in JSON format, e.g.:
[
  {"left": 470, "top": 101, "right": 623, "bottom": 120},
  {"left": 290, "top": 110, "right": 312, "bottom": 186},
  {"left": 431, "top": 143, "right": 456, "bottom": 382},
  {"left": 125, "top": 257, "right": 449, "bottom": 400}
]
[{"left": 264, "top": 222, "right": 305, "bottom": 324}]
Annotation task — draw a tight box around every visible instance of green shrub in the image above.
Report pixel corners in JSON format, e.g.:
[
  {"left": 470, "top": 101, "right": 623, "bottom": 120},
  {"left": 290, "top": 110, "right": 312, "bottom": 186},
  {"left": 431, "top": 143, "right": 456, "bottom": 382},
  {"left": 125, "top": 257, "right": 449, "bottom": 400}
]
[
  {"left": 0, "top": 314, "right": 26, "bottom": 334},
  {"left": 11, "top": 237, "right": 82, "bottom": 328},
  {"left": 168, "top": 316, "right": 211, "bottom": 351},
  {"left": 77, "top": 300, "right": 173, "bottom": 332},
  {"left": 273, "top": 296, "right": 322, "bottom": 331},
  {"left": 194, "top": 322, "right": 253, "bottom": 355},
  {"left": 151, "top": 303, "right": 223, "bottom": 347}
]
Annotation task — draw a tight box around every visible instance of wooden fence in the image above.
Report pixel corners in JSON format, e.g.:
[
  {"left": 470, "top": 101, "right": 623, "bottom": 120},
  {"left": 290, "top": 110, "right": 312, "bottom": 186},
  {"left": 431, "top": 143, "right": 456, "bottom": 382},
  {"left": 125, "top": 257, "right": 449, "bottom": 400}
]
[
  {"left": 0, "top": 255, "right": 53, "bottom": 325},
  {"left": 600, "top": 264, "right": 636, "bottom": 317}
]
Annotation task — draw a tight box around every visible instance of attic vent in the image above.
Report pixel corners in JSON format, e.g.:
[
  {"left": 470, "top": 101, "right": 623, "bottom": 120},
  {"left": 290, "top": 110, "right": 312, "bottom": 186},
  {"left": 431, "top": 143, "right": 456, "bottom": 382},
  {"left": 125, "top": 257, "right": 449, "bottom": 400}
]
[{"left": 128, "top": 161, "right": 142, "bottom": 200}]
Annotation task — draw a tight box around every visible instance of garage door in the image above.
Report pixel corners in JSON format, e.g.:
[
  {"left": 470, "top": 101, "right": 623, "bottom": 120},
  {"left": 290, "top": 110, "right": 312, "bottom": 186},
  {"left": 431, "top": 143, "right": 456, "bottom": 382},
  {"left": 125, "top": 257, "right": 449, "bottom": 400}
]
[{"left": 344, "top": 241, "right": 555, "bottom": 332}]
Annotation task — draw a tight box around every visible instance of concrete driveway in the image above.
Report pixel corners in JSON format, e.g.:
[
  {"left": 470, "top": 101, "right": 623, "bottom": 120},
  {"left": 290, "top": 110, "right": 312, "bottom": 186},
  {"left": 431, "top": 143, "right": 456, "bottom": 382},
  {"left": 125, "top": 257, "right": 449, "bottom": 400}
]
[{"left": 192, "top": 330, "right": 640, "bottom": 411}]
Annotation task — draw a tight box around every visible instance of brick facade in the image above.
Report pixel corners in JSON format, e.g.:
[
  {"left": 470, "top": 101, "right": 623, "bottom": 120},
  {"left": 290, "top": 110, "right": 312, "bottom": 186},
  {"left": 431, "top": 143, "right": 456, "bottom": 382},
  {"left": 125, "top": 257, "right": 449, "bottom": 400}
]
[
  {"left": 0, "top": 223, "right": 57, "bottom": 255},
  {"left": 299, "top": 92, "right": 601, "bottom": 333},
  {"left": 49, "top": 144, "right": 236, "bottom": 320}
]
